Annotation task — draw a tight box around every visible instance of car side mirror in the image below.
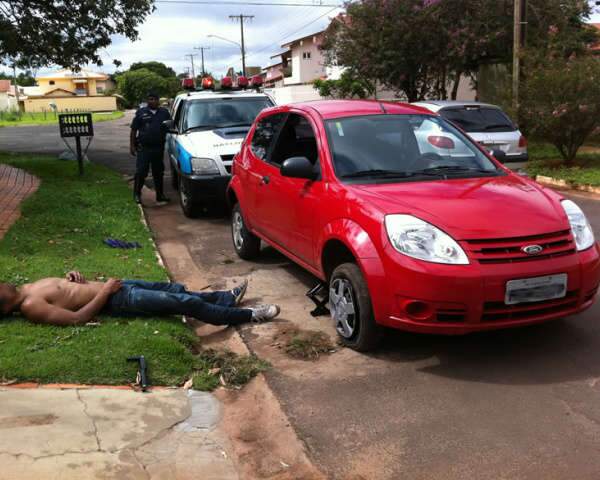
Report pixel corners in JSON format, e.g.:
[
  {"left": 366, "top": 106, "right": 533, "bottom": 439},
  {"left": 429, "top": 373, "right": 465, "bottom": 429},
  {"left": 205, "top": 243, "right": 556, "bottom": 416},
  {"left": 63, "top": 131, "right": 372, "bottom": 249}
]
[
  {"left": 281, "top": 156, "right": 317, "bottom": 180},
  {"left": 491, "top": 149, "right": 507, "bottom": 164},
  {"left": 162, "top": 119, "right": 177, "bottom": 134}
]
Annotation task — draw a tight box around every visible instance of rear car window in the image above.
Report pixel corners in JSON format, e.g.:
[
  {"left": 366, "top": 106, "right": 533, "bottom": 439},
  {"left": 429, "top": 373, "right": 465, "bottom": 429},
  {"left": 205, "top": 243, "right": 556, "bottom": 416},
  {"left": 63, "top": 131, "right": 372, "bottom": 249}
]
[{"left": 440, "top": 107, "right": 516, "bottom": 133}]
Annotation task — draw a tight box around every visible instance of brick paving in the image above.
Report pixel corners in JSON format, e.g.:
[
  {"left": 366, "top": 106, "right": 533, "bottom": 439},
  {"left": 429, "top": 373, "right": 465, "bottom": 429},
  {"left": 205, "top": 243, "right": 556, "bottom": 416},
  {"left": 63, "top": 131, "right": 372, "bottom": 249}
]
[{"left": 0, "top": 164, "right": 40, "bottom": 239}]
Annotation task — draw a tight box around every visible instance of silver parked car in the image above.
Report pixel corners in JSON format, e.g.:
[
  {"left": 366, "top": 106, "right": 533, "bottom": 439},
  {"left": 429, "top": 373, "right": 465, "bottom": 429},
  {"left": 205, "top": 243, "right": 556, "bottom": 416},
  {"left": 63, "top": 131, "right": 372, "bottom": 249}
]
[{"left": 412, "top": 101, "right": 528, "bottom": 170}]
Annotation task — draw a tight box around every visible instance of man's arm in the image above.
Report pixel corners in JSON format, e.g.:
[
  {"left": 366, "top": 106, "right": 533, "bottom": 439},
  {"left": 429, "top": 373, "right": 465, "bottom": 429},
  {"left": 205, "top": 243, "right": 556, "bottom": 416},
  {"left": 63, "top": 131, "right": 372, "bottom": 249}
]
[
  {"left": 21, "top": 279, "right": 122, "bottom": 326},
  {"left": 130, "top": 128, "right": 138, "bottom": 157}
]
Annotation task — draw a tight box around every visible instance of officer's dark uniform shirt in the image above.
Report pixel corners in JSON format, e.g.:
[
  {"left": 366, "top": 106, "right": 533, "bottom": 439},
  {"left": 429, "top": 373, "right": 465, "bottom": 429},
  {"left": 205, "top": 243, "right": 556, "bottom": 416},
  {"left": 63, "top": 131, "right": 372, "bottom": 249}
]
[{"left": 131, "top": 106, "right": 171, "bottom": 149}]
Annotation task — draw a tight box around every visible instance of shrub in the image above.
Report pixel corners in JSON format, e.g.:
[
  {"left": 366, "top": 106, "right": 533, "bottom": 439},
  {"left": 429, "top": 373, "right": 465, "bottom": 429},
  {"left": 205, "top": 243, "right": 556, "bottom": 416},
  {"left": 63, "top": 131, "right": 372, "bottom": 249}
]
[{"left": 520, "top": 55, "right": 600, "bottom": 165}]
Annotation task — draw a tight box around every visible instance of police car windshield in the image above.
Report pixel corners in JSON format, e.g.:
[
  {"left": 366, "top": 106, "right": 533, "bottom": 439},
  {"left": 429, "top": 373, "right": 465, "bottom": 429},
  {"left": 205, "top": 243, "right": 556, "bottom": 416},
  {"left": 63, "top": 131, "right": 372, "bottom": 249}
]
[{"left": 183, "top": 98, "right": 272, "bottom": 132}]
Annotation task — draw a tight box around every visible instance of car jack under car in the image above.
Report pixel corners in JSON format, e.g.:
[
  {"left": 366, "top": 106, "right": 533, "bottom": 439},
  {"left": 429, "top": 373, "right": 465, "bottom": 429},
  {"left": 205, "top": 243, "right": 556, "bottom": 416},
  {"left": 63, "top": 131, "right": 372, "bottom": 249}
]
[{"left": 306, "top": 282, "right": 330, "bottom": 317}]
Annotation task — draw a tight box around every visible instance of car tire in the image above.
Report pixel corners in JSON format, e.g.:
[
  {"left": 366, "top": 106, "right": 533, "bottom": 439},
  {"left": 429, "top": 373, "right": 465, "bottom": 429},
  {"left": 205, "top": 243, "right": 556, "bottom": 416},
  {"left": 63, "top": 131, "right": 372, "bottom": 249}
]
[
  {"left": 178, "top": 176, "right": 202, "bottom": 218},
  {"left": 170, "top": 162, "right": 179, "bottom": 190},
  {"left": 231, "top": 203, "right": 261, "bottom": 260},
  {"left": 329, "top": 263, "right": 383, "bottom": 352}
]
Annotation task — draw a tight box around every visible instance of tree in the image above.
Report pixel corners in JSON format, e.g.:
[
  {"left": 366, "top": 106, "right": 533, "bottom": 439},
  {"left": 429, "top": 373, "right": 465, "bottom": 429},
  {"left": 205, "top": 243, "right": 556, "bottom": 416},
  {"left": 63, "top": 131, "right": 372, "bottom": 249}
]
[
  {"left": 321, "top": 0, "right": 596, "bottom": 102},
  {"left": 116, "top": 68, "right": 169, "bottom": 107},
  {"left": 0, "top": 1, "right": 154, "bottom": 68},
  {"left": 520, "top": 55, "right": 600, "bottom": 165},
  {"left": 130, "top": 61, "right": 176, "bottom": 79},
  {"left": 313, "top": 70, "right": 375, "bottom": 99},
  {"left": 0, "top": 70, "right": 35, "bottom": 86}
]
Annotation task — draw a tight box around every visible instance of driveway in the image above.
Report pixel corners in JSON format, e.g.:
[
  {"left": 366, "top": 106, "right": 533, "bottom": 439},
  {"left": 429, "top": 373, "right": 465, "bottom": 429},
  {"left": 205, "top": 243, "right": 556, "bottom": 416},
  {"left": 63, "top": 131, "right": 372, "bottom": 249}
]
[{"left": 143, "top": 185, "right": 600, "bottom": 480}]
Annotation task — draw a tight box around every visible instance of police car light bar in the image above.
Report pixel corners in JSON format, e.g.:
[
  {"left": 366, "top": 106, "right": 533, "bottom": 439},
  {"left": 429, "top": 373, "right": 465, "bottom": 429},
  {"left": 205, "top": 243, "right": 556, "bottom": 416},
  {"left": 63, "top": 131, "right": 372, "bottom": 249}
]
[
  {"left": 237, "top": 76, "right": 249, "bottom": 89},
  {"left": 221, "top": 76, "right": 233, "bottom": 89},
  {"left": 181, "top": 78, "right": 195, "bottom": 90},
  {"left": 201, "top": 77, "right": 215, "bottom": 90}
]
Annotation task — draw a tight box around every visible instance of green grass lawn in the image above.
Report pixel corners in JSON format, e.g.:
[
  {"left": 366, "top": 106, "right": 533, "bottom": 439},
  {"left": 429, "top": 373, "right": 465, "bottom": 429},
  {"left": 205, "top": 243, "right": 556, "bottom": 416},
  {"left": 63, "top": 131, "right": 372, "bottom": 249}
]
[
  {"left": 0, "top": 111, "right": 124, "bottom": 127},
  {"left": 0, "top": 152, "right": 265, "bottom": 387},
  {"left": 527, "top": 141, "right": 600, "bottom": 187}
]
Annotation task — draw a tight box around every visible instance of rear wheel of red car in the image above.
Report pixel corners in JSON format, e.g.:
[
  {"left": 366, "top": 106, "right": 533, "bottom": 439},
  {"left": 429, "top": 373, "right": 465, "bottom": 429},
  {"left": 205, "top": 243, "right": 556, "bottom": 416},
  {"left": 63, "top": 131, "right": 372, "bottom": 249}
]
[
  {"left": 329, "top": 263, "right": 383, "bottom": 352},
  {"left": 231, "top": 203, "right": 261, "bottom": 260}
]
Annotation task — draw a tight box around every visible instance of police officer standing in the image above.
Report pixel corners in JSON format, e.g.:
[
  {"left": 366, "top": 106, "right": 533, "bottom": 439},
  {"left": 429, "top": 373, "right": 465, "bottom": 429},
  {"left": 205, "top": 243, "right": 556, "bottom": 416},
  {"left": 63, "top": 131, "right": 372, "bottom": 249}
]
[{"left": 130, "top": 92, "right": 171, "bottom": 204}]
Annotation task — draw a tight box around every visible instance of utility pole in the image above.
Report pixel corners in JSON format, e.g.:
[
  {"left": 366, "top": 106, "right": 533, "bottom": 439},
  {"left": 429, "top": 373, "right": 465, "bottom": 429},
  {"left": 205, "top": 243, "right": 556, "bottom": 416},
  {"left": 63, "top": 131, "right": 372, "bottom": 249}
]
[
  {"left": 229, "top": 14, "right": 254, "bottom": 77},
  {"left": 194, "top": 46, "right": 211, "bottom": 76},
  {"left": 512, "top": 0, "right": 527, "bottom": 110},
  {"left": 184, "top": 53, "right": 199, "bottom": 80},
  {"left": 12, "top": 63, "right": 20, "bottom": 115}
]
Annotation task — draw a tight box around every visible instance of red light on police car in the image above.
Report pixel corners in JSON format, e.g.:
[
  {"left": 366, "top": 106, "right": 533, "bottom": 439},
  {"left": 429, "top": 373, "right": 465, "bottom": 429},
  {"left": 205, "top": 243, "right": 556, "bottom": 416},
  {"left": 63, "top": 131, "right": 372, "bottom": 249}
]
[
  {"left": 181, "top": 78, "right": 195, "bottom": 90},
  {"left": 250, "top": 75, "right": 263, "bottom": 88},
  {"left": 202, "top": 77, "right": 215, "bottom": 90},
  {"left": 237, "top": 76, "right": 249, "bottom": 89},
  {"left": 221, "top": 76, "right": 233, "bottom": 89}
]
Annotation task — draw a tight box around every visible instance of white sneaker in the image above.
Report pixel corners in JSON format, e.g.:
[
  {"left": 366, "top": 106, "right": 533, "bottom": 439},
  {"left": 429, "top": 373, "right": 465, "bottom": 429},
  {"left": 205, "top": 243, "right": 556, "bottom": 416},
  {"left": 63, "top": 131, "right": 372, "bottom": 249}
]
[{"left": 250, "top": 304, "right": 281, "bottom": 322}]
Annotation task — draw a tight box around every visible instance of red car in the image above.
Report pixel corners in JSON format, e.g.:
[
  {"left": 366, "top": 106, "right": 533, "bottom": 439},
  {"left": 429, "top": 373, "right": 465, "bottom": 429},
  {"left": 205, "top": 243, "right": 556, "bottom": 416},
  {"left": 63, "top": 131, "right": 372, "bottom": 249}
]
[{"left": 227, "top": 100, "right": 600, "bottom": 351}]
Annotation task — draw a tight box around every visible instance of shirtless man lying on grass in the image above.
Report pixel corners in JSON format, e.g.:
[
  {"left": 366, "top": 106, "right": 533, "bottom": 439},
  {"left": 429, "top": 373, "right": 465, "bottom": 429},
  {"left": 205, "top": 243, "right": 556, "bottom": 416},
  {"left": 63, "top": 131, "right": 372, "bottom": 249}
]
[{"left": 0, "top": 271, "right": 280, "bottom": 326}]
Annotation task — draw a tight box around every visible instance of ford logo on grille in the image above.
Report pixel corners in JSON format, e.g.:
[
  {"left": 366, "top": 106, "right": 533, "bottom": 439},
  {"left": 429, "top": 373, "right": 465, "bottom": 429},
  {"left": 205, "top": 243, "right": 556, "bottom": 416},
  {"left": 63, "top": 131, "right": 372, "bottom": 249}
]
[{"left": 522, "top": 244, "right": 544, "bottom": 255}]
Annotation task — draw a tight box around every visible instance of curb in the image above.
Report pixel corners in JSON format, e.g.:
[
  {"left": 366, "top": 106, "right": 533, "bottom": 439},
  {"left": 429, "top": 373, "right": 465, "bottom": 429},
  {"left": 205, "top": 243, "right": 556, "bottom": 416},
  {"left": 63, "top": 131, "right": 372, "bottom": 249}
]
[
  {"left": 536, "top": 175, "right": 600, "bottom": 195},
  {"left": 1, "top": 382, "right": 173, "bottom": 391}
]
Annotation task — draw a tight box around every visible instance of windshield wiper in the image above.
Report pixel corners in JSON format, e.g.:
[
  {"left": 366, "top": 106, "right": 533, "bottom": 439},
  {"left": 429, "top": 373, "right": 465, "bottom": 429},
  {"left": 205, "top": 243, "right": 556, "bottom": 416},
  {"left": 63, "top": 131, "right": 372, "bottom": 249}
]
[
  {"left": 342, "top": 169, "right": 440, "bottom": 179},
  {"left": 416, "top": 165, "right": 498, "bottom": 175},
  {"left": 183, "top": 125, "right": 220, "bottom": 133},
  {"left": 483, "top": 124, "right": 512, "bottom": 131},
  {"left": 219, "top": 122, "right": 252, "bottom": 128}
]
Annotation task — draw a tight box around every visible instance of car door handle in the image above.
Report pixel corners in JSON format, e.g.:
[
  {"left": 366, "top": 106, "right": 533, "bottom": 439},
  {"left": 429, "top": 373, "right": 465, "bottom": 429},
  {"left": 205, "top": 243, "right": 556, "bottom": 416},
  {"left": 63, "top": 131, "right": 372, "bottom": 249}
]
[{"left": 261, "top": 176, "right": 270, "bottom": 185}]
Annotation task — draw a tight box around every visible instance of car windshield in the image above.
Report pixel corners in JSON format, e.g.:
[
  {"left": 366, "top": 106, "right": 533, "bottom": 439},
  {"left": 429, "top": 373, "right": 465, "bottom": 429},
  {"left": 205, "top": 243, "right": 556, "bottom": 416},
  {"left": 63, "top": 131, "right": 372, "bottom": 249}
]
[
  {"left": 439, "top": 107, "right": 516, "bottom": 133},
  {"left": 183, "top": 97, "right": 272, "bottom": 131},
  {"left": 325, "top": 114, "right": 502, "bottom": 182}
]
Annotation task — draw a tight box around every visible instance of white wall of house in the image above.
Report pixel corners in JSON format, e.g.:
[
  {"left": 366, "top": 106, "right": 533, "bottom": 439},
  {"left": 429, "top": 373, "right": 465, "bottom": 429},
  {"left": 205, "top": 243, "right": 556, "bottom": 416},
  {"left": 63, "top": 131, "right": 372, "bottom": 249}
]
[
  {"left": 284, "top": 35, "right": 327, "bottom": 85},
  {"left": 265, "top": 84, "right": 321, "bottom": 104},
  {"left": 0, "top": 92, "right": 18, "bottom": 111}
]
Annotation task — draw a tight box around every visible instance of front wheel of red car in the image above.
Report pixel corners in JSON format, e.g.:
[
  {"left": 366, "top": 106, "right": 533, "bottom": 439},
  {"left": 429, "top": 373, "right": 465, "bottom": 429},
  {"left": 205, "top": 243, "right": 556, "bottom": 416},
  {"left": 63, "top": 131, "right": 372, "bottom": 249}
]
[
  {"left": 231, "top": 203, "right": 261, "bottom": 260},
  {"left": 329, "top": 263, "right": 383, "bottom": 352}
]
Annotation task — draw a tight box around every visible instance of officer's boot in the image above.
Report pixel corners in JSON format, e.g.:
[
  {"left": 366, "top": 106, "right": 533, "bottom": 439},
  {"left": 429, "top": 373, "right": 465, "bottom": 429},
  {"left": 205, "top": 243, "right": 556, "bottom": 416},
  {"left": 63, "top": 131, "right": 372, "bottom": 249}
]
[
  {"left": 133, "top": 176, "right": 143, "bottom": 205},
  {"left": 155, "top": 175, "right": 170, "bottom": 204}
]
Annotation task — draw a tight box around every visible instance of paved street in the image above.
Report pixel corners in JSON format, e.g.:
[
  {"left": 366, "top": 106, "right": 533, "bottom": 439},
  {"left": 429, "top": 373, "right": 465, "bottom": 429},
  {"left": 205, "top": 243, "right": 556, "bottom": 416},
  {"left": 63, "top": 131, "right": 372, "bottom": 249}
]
[
  {"left": 0, "top": 112, "right": 136, "bottom": 175},
  {"left": 3, "top": 122, "right": 600, "bottom": 478}
]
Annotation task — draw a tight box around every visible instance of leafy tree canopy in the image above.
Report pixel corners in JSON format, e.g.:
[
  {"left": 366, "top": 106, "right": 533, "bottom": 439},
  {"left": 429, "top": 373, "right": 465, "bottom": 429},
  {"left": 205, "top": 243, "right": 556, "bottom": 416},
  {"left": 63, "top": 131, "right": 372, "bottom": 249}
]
[
  {"left": 0, "top": 70, "right": 35, "bottom": 86},
  {"left": 0, "top": 1, "right": 154, "bottom": 68},
  {"left": 130, "top": 61, "right": 176, "bottom": 78},
  {"left": 116, "top": 68, "right": 181, "bottom": 106},
  {"left": 314, "top": 69, "right": 375, "bottom": 99},
  {"left": 322, "top": 0, "right": 597, "bottom": 102}
]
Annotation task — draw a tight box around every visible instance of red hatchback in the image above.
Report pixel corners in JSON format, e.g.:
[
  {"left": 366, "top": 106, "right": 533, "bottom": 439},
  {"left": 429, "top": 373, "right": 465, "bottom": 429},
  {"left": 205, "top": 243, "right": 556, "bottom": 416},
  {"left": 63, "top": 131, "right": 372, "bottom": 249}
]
[{"left": 227, "top": 100, "right": 600, "bottom": 351}]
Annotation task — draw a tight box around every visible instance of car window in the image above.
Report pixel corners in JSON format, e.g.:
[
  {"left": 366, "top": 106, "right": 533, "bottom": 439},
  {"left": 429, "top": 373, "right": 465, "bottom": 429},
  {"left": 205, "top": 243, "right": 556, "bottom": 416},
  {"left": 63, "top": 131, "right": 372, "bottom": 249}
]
[
  {"left": 251, "top": 113, "right": 287, "bottom": 161},
  {"left": 440, "top": 107, "right": 516, "bottom": 133},
  {"left": 182, "top": 97, "right": 273, "bottom": 132},
  {"left": 325, "top": 114, "right": 500, "bottom": 181},
  {"left": 270, "top": 113, "right": 319, "bottom": 167},
  {"left": 174, "top": 100, "right": 185, "bottom": 132}
]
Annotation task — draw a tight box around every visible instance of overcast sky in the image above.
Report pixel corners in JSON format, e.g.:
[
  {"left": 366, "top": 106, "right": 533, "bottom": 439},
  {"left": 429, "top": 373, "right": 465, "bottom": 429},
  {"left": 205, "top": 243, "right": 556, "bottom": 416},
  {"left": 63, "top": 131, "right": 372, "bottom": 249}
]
[
  {"left": 66, "top": 1, "right": 343, "bottom": 78},
  {"left": 3, "top": 0, "right": 600, "bottom": 78}
]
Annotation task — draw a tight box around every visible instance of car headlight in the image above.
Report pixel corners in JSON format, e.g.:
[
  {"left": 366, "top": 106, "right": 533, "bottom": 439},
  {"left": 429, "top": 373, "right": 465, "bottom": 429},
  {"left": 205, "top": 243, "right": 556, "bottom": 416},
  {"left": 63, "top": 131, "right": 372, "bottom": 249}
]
[
  {"left": 561, "top": 199, "right": 595, "bottom": 251},
  {"left": 385, "top": 214, "right": 469, "bottom": 265},
  {"left": 191, "top": 157, "right": 219, "bottom": 175}
]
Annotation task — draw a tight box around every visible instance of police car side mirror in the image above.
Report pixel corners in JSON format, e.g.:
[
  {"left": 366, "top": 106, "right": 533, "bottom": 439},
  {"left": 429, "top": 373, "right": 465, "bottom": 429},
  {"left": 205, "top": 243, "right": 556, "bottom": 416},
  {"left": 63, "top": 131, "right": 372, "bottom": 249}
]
[
  {"left": 162, "top": 120, "right": 177, "bottom": 134},
  {"left": 490, "top": 149, "right": 507, "bottom": 164}
]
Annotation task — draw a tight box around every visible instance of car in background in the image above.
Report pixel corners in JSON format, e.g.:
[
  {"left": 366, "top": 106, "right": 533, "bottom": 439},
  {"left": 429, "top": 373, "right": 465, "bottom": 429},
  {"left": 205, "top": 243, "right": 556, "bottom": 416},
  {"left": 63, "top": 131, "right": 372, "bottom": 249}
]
[
  {"left": 164, "top": 89, "right": 274, "bottom": 217},
  {"left": 227, "top": 100, "right": 599, "bottom": 351},
  {"left": 412, "top": 101, "right": 528, "bottom": 170}
]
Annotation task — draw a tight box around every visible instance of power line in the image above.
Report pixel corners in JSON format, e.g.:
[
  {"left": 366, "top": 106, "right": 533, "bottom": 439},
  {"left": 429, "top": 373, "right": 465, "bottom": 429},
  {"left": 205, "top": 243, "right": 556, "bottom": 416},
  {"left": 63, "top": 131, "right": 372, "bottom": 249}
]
[
  {"left": 194, "top": 46, "right": 211, "bottom": 75},
  {"left": 155, "top": 1, "right": 340, "bottom": 6}
]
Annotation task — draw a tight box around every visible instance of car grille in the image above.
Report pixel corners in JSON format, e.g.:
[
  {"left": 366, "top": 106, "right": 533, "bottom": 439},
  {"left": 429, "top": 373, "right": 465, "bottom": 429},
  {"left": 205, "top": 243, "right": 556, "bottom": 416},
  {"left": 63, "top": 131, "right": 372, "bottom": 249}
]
[
  {"left": 220, "top": 154, "right": 235, "bottom": 162},
  {"left": 481, "top": 290, "right": 579, "bottom": 322},
  {"left": 461, "top": 230, "right": 576, "bottom": 264},
  {"left": 436, "top": 307, "right": 467, "bottom": 323}
]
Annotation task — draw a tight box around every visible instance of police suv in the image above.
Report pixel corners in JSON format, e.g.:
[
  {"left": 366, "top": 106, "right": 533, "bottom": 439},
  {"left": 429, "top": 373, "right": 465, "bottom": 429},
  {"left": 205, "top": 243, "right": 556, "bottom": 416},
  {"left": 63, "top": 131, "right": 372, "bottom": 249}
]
[{"left": 165, "top": 84, "right": 274, "bottom": 217}]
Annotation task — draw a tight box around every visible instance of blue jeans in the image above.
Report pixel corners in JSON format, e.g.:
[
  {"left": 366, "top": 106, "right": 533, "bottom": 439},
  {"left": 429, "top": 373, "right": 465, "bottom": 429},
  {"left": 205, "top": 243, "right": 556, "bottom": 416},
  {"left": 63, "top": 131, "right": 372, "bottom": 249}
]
[{"left": 104, "top": 280, "right": 252, "bottom": 325}]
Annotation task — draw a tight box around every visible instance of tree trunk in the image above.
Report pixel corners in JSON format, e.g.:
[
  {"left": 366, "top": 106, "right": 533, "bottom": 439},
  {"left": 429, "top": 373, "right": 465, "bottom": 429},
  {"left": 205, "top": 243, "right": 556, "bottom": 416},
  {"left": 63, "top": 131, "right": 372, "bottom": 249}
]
[{"left": 451, "top": 71, "right": 462, "bottom": 100}]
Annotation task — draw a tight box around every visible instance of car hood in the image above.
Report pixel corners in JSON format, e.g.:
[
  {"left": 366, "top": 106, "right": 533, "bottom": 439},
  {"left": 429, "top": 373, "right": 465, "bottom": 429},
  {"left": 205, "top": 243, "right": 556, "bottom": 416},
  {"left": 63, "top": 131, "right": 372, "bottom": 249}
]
[
  {"left": 349, "top": 175, "right": 567, "bottom": 240},
  {"left": 184, "top": 126, "right": 250, "bottom": 156}
]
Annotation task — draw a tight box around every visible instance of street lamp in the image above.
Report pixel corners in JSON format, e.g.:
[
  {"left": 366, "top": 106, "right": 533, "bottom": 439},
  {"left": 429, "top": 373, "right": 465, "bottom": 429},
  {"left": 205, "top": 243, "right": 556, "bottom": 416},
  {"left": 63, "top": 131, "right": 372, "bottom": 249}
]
[{"left": 207, "top": 34, "right": 245, "bottom": 76}]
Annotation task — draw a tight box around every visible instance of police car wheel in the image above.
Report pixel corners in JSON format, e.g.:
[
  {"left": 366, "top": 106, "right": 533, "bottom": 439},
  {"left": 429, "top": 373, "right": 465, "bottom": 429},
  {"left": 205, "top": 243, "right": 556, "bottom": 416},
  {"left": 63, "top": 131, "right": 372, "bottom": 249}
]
[
  {"left": 232, "top": 203, "right": 260, "bottom": 260},
  {"left": 170, "top": 163, "right": 179, "bottom": 190},
  {"left": 179, "top": 176, "right": 202, "bottom": 218}
]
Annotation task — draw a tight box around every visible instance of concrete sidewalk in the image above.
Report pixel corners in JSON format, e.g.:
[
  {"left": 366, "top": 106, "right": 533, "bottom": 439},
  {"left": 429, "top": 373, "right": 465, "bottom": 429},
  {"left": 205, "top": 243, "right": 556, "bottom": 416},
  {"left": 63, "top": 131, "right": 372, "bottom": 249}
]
[{"left": 0, "top": 386, "right": 238, "bottom": 480}]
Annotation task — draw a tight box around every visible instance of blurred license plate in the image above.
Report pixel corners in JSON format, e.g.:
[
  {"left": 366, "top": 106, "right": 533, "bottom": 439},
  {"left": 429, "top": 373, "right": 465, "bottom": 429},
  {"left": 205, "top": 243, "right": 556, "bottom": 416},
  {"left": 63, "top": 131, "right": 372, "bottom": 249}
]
[{"left": 505, "top": 274, "right": 567, "bottom": 305}]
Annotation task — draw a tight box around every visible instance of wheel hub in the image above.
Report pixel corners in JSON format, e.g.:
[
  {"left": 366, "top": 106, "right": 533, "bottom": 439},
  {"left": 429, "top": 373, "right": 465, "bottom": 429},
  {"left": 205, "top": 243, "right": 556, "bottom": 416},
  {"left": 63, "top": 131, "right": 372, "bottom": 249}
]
[
  {"left": 233, "top": 212, "right": 244, "bottom": 249},
  {"left": 329, "top": 278, "right": 356, "bottom": 338}
]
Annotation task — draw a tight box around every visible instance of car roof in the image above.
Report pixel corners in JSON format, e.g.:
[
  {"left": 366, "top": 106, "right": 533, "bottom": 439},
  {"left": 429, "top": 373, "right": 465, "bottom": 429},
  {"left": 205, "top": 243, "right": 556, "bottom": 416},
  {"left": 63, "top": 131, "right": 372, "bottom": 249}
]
[
  {"left": 283, "top": 99, "right": 435, "bottom": 120},
  {"left": 412, "top": 100, "right": 501, "bottom": 112},
  {"left": 175, "top": 90, "right": 271, "bottom": 101}
]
